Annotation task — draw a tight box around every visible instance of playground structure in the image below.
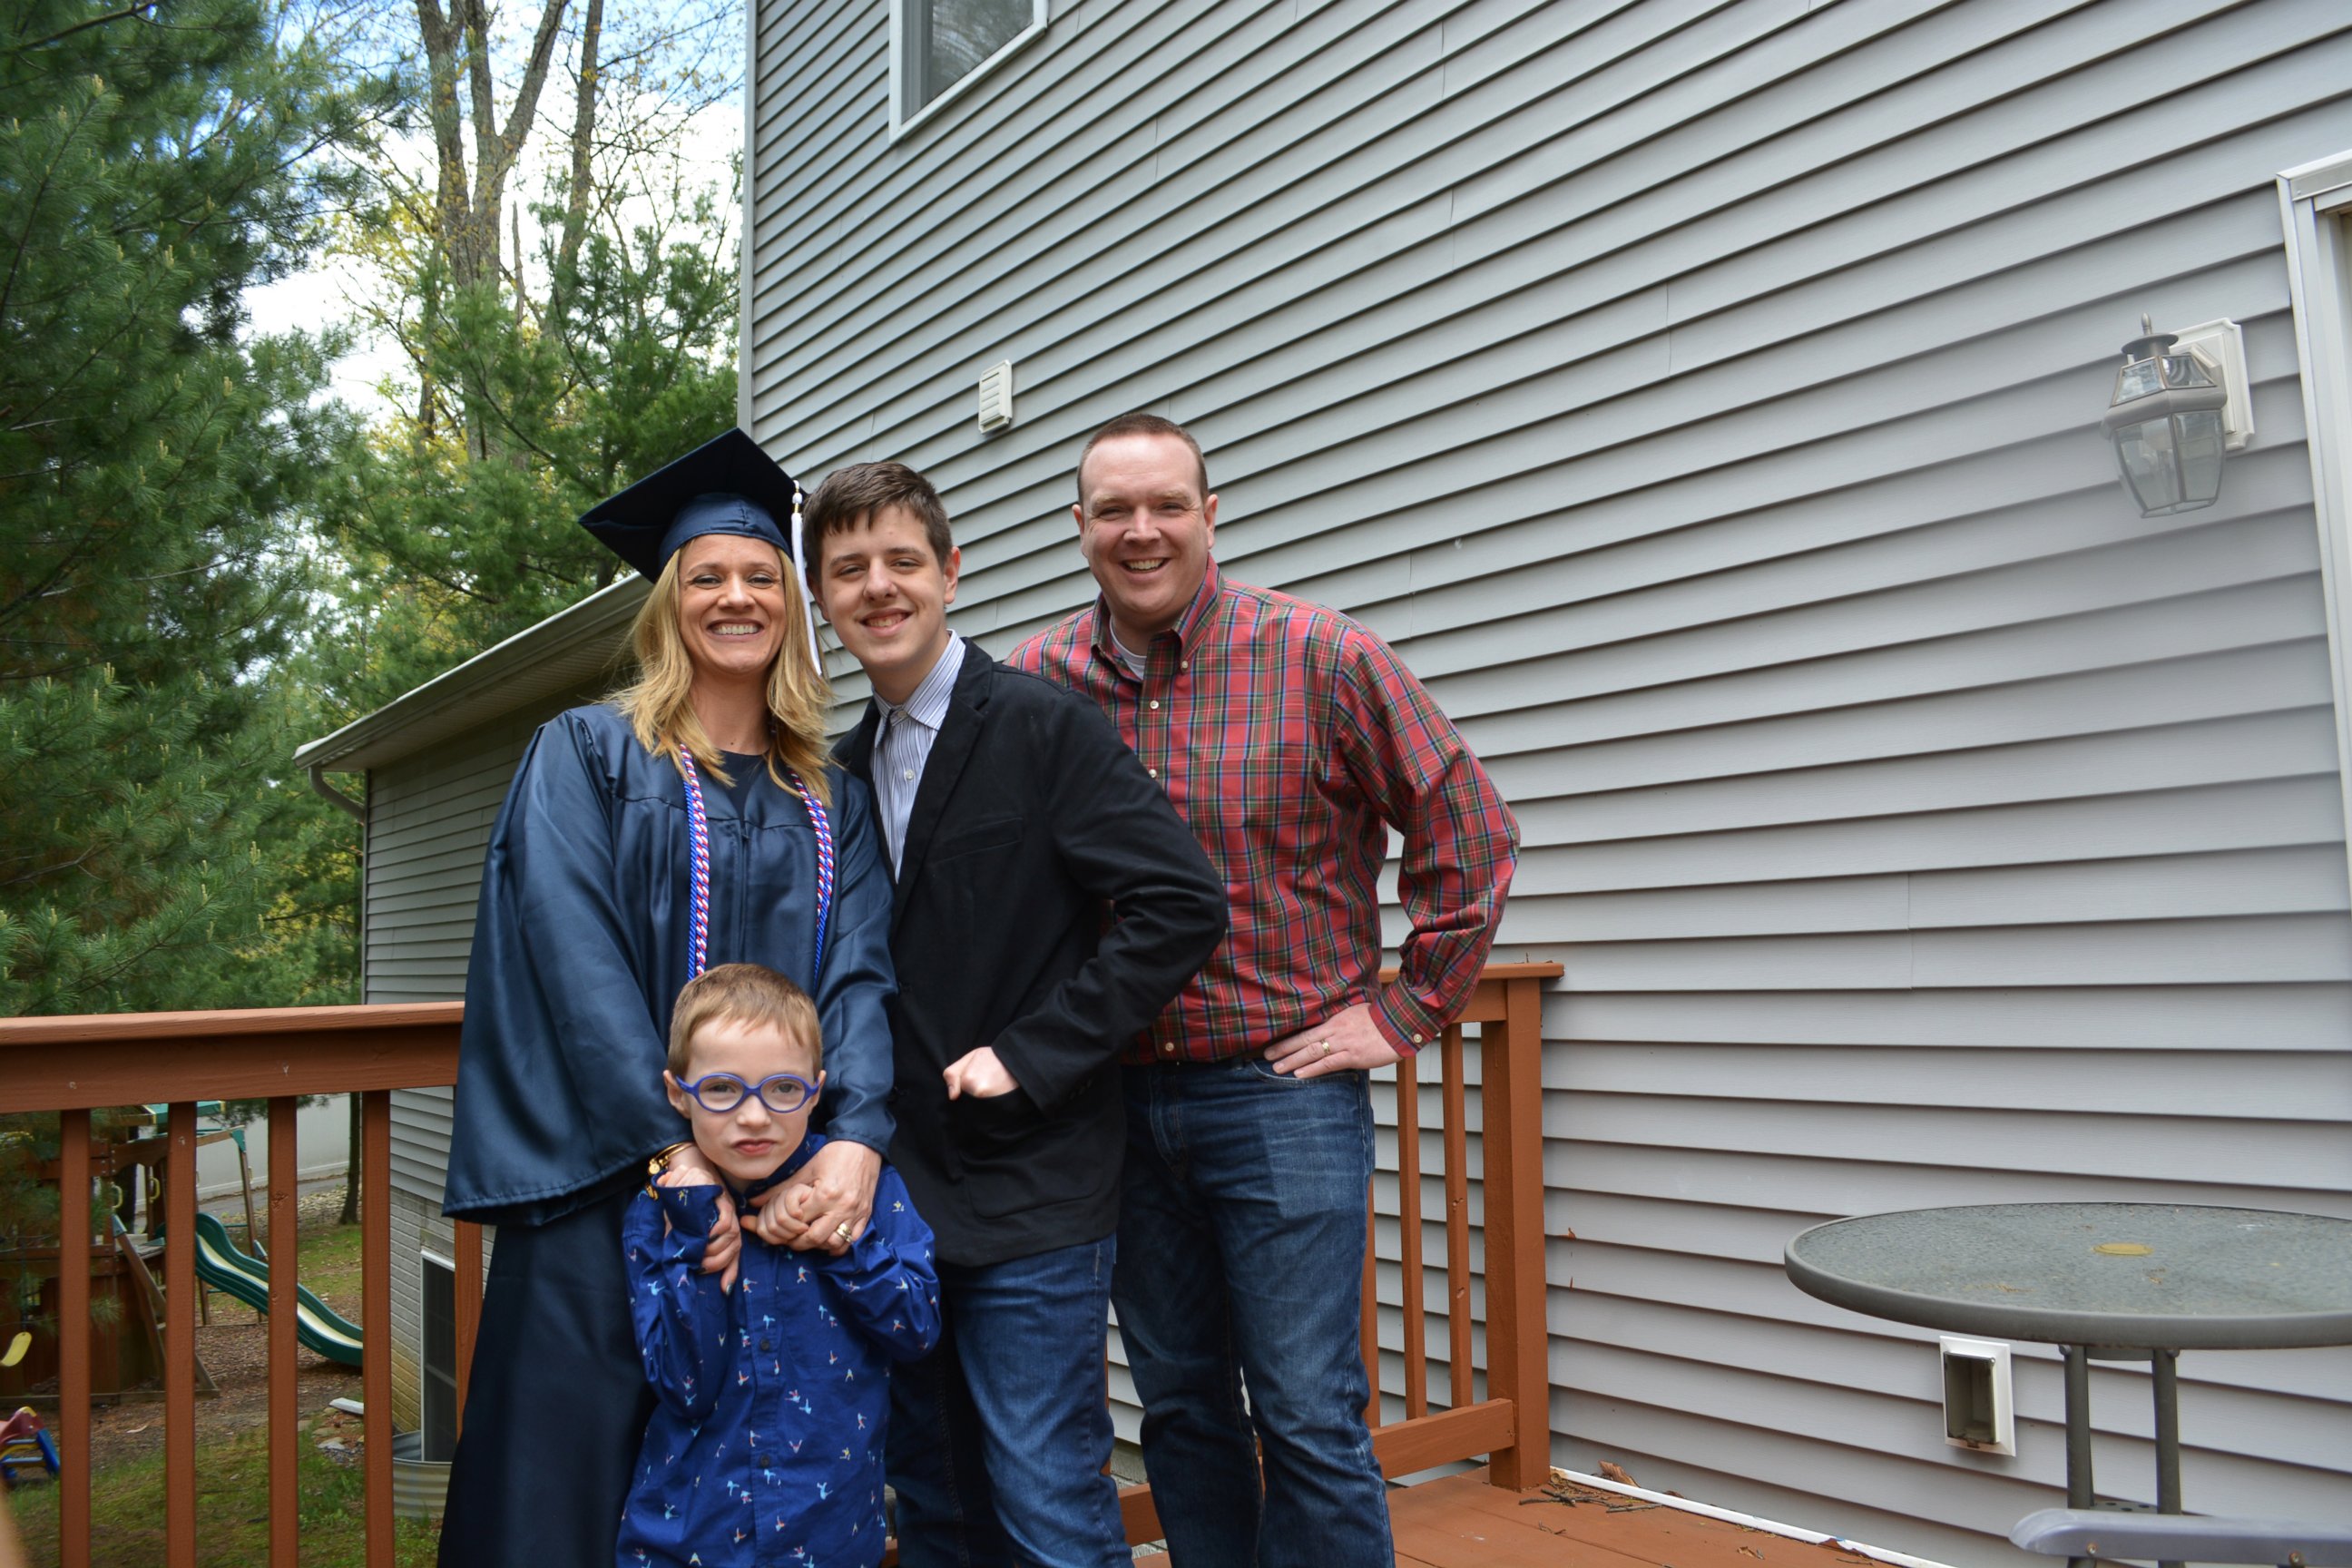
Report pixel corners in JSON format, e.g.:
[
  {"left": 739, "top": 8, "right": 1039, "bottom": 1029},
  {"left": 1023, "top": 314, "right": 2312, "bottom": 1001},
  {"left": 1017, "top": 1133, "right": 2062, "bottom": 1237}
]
[
  {"left": 132, "top": 1102, "right": 259, "bottom": 1250},
  {"left": 0, "top": 1406, "right": 58, "bottom": 1487},
  {"left": 0, "top": 1108, "right": 362, "bottom": 1403},
  {"left": 190, "top": 1212, "right": 363, "bottom": 1367},
  {"left": 127, "top": 1103, "right": 363, "bottom": 1367}
]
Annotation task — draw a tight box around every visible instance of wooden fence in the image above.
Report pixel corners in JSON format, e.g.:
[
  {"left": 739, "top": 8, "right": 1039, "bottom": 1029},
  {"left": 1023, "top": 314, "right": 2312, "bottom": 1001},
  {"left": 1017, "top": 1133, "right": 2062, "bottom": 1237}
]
[{"left": 0, "top": 960, "right": 1555, "bottom": 1563}]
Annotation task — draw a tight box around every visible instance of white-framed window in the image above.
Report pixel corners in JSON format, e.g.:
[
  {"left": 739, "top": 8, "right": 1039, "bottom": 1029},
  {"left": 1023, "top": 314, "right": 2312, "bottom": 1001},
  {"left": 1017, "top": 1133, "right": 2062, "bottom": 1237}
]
[
  {"left": 891, "top": 0, "right": 1046, "bottom": 140},
  {"left": 420, "top": 1250, "right": 458, "bottom": 1462},
  {"left": 2281, "top": 149, "right": 2352, "bottom": 900}
]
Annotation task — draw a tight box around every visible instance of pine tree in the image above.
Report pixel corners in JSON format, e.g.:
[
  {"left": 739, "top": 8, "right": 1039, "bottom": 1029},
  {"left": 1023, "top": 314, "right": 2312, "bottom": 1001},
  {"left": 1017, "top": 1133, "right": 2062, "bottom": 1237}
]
[{"left": 0, "top": 1, "right": 388, "bottom": 1015}]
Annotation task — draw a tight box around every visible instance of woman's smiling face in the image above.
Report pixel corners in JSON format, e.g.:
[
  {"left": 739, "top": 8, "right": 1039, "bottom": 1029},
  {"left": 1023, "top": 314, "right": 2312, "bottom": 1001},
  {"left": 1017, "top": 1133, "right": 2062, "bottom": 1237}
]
[{"left": 677, "top": 534, "right": 790, "bottom": 685}]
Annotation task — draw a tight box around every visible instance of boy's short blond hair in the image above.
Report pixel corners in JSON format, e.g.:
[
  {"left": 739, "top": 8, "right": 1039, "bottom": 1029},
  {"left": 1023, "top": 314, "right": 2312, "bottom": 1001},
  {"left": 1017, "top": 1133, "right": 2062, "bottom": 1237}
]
[{"left": 666, "top": 963, "right": 822, "bottom": 1076}]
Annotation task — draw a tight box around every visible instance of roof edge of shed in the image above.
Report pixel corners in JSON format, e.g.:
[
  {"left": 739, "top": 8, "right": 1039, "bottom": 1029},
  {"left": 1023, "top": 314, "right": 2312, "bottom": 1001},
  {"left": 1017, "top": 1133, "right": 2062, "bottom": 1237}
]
[{"left": 294, "top": 576, "right": 649, "bottom": 774}]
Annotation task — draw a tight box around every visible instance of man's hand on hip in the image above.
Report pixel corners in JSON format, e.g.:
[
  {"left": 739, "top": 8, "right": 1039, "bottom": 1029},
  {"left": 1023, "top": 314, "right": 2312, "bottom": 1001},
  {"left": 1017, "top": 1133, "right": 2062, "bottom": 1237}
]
[{"left": 1263, "top": 1003, "right": 1406, "bottom": 1079}]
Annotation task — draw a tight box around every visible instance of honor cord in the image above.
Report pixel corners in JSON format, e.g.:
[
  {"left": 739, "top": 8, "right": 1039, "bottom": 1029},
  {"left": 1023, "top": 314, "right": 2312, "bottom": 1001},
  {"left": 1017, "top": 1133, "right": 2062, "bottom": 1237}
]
[{"left": 679, "top": 750, "right": 835, "bottom": 981}]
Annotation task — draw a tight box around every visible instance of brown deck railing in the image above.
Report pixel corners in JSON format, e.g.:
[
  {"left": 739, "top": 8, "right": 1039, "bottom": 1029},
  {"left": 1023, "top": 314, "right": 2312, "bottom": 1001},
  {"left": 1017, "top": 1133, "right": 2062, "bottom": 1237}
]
[
  {"left": 0, "top": 959, "right": 1556, "bottom": 1563},
  {"left": 1113, "top": 959, "right": 1561, "bottom": 1542},
  {"left": 0, "top": 1003, "right": 469, "bottom": 1568}
]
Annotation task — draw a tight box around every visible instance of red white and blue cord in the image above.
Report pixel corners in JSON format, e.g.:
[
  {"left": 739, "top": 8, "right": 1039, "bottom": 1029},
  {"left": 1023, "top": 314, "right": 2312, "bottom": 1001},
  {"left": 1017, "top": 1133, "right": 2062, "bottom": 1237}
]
[{"left": 679, "top": 749, "right": 835, "bottom": 981}]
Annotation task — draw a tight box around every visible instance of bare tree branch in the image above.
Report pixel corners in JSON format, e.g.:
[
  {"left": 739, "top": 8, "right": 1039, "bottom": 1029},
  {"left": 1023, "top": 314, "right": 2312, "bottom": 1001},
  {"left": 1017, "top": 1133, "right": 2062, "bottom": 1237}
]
[{"left": 557, "top": 0, "right": 603, "bottom": 279}]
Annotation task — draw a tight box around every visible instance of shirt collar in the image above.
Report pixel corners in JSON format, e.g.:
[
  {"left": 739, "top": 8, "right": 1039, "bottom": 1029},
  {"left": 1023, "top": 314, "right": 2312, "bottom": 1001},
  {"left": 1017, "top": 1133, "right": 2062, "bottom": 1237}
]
[
  {"left": 1089, "top": 561, "right": 1224, "bottom": 672},
  {"left": 882, "top": 632, "right": 965, "bottom": 732}
]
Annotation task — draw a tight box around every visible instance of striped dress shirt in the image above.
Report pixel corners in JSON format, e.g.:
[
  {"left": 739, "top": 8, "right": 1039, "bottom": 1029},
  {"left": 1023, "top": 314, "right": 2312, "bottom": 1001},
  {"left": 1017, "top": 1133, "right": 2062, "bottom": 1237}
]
[{"left": 871, "top": 632, "right": 966, "bottom": 876}]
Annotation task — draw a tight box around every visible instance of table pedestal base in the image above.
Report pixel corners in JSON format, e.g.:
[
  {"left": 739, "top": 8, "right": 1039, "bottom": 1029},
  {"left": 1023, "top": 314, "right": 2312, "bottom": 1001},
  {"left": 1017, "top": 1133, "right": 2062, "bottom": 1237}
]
[{"left": 2062, "top": 1345, "right": 2184, "bottom": 1568}]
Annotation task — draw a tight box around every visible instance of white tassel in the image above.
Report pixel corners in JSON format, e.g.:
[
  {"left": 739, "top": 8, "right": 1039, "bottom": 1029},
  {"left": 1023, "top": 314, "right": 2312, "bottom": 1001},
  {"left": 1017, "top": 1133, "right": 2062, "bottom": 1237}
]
[{"left": 792, "top": 481, "right": 822, "bottom": 671}]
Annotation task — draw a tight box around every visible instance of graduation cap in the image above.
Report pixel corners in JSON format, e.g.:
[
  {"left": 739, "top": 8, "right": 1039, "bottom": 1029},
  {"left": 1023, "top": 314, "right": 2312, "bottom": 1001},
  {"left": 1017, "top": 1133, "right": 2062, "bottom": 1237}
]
[{"left": 579, "top": 427, "right": 804, "bottom": 579}]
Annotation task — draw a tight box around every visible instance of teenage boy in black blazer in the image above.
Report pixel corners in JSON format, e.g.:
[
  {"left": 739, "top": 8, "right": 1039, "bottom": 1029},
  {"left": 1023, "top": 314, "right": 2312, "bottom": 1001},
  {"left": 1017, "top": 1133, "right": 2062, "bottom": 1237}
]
[{"left": 794, "top": 461, "right": 1225, "bottom": 1568}]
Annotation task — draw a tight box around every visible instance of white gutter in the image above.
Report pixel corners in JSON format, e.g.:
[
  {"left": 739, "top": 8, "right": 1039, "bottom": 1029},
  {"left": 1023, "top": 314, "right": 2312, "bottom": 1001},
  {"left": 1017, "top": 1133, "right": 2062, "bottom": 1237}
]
[
  {"left": 1549, "top": 1468, "right": 1961, "bottom": 1568},
  {"left": 309, "top": 763, "right": 365, "bottom": 821}
]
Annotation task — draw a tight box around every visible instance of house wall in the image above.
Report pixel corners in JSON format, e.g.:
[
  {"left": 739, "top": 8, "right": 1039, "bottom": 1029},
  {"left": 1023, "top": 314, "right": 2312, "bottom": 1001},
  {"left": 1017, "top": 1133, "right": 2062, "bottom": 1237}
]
[
  {"left": 743, "top": 1, "right": 2352, "bottom": 1562},
  {"left": 366, "top": 699, "right": 598, "bottom": 1430}
]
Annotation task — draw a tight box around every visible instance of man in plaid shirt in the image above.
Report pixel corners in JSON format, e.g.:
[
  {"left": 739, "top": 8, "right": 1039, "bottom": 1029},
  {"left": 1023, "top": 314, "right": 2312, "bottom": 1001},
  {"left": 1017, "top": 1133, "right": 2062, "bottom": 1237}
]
[{"left": 1006, "top": 413, "right": 1519, "bottom": 1567}]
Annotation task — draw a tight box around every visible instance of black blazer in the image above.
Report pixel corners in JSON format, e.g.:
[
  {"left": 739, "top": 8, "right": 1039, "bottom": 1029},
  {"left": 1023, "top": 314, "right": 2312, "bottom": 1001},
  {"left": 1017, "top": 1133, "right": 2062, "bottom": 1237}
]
[{"left": 835, "top": 642, "right": 1225, "bottom": 1267}]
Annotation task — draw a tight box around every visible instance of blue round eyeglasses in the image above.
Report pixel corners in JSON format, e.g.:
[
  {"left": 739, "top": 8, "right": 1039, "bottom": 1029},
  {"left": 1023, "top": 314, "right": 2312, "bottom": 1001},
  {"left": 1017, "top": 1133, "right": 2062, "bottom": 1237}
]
[{"left": 677, "top": 1072, "right": 818, "bottom": 1115}]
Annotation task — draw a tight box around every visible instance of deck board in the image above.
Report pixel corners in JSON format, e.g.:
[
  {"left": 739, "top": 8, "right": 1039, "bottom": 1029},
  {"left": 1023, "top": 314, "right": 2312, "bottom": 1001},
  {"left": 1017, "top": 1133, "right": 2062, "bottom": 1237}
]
[{"left": 1392, "top": 1471, "right": 1877, "bottom": 1568}]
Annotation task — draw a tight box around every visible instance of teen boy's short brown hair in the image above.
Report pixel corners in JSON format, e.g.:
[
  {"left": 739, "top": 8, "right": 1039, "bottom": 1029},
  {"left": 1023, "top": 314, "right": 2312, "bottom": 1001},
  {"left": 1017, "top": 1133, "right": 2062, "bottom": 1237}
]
[
  {"left": 799, "top": 461, "right": 955, "bottom": 593},
  {"left": 666, "top": 963, "right": 822, "bottom": 1077}
]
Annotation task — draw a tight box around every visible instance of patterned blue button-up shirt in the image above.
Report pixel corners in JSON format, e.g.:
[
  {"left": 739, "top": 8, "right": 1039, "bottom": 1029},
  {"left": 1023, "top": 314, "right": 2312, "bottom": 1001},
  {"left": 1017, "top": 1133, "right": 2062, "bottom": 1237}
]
[{"left": 617, "top": 1133, "right": 941, "bottom": 1567}]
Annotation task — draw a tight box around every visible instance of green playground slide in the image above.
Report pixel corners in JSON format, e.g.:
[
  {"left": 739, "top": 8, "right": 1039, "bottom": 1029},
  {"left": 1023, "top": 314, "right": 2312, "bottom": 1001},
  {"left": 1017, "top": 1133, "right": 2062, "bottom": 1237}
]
[{"left": 188, "top": 1211, "right": 365, "bottom": 1367}]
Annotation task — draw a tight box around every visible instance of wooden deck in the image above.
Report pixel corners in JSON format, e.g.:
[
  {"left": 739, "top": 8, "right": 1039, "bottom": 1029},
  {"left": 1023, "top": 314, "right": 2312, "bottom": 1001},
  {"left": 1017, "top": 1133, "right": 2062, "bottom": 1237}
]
[{"left": 1393, "top": 1472, "right": 1870, "bottom": 1568}]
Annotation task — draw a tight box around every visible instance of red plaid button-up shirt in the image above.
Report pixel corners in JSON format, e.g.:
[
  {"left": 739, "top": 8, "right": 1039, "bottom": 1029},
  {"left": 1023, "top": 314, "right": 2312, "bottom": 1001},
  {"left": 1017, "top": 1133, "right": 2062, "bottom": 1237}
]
[{"left": 1006, "top": 563, "right": 1519, "bottom": 1065}]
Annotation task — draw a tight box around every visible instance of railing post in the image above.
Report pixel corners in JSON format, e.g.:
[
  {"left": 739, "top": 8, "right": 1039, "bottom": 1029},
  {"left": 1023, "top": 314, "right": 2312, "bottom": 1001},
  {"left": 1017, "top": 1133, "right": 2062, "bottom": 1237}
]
[
  {"left": 1361, "top": 1177, "right": 1380, "bottom": 1429},
  {"left": 1396, "top": 1055, "right": 1428, "bottom": 1421},
  {"left": 455, "top": 1219, "right": 484, "bottom": 1436},
  {"left": 166, "top": 1101, "right": 199, "bottom": 1568},
  {"left": 1480, "top": 977, "right": 1550, "bottom": 1489},
  {"left": 364, "top": 1090, "right": 395, "bottom": 1567},
  {"left": 1442, "top": 1034, "right": 1472, "bottom": 1406},
  {"left": 59, "top": 1109, "right": 92, "bottom": 1568},
  {"left": 268, "top": 1097, "right": 299, "bottom": 1568}
]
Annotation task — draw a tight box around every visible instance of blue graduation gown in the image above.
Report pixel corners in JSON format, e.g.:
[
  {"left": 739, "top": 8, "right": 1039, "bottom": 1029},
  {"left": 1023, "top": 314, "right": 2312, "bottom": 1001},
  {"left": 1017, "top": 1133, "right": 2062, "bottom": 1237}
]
[
  {"left": 444, "top": 702, "right": 897, "bottom": 1225},
  {"left": 618, "top": 1135, "right": 941, "bottom": 1568},
  {"left": 436, "top": 703, "right": 897, "bottom": 1568}
]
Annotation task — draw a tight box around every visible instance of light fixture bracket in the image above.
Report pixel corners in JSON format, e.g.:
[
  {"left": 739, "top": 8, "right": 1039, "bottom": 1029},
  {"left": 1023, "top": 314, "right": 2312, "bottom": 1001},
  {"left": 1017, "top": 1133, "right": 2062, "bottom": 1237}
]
[{"left": 2165, "top": 318, "right": 2252, "bottom": 450}]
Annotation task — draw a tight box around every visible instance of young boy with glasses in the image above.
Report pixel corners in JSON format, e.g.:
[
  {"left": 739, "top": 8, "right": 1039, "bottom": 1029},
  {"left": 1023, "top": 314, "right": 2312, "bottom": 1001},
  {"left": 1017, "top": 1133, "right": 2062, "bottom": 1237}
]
[{"left": 620, "top": 963, "right": 940, "bottom": 1568}]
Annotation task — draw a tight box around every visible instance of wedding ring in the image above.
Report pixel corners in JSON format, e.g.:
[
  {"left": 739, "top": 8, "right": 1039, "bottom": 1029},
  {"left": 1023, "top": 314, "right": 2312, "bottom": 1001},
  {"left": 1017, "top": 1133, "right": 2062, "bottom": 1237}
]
[
  {"left": 834, "top": 1222, "right": 853, "bottom": 1240},
  {"left": 1318, "top": 1040, "right": 1332, "bottom": 1056}
]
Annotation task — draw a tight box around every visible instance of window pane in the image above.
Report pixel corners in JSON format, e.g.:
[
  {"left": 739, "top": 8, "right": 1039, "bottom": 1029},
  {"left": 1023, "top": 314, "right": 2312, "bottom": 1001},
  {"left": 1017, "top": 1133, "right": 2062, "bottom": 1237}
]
[
  {"left": 422, "top": 1256, "right": 457, "bottom": 1462},
  {"left": 913, "top": 0, "right": 1031, "bottom": 110}
]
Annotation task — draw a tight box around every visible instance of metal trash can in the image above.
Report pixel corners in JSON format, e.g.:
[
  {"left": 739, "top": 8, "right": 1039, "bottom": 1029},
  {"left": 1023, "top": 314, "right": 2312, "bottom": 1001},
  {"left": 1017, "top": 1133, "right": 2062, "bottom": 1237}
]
[{"left": 390, "top": 1429, "right": 451, "bottom": 1521}]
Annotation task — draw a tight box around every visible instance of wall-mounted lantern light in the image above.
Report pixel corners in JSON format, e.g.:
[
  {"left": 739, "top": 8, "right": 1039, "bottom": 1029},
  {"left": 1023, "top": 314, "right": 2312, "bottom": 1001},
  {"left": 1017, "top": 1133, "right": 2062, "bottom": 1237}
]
[{"left": 2100, "top": 314, "right": 2247, "bottom": 516}]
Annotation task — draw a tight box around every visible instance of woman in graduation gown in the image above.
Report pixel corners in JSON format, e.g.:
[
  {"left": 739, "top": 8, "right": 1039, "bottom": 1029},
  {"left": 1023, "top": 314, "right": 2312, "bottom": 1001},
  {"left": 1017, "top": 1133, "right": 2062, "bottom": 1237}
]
[{"left": 435, "top": 429, "right": 897, "bottom": 1568}]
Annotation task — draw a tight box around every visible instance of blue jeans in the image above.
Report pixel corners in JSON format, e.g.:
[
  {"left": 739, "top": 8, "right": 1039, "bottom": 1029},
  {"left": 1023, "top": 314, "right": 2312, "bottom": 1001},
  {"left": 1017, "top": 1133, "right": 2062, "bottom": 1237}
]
[
  {"left": 887, "top": 1235, "right": 1127, "bottom": 1568},
  {"left": 1114, "top": 1058, "right": 1391, "bottom": 1568}
]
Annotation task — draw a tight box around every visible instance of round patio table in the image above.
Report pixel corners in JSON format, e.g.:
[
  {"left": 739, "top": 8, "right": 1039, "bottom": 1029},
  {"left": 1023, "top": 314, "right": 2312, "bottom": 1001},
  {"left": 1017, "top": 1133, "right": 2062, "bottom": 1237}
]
[{"left": 1785, "top": 1203, "right": 2352, "bottom": 1567}]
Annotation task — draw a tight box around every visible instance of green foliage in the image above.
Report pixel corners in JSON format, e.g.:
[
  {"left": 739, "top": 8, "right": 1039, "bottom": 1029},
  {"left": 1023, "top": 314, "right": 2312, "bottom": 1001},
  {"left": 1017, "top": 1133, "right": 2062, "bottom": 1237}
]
[
  {"left": 1, "top": 0, "right": 740, "bottom": 1016},
  {"left": 318, "top": 174, "right": 740, "bottom": 719},
  {"left": 0, "top": 1, "right": 386, "bottom": 1016}
]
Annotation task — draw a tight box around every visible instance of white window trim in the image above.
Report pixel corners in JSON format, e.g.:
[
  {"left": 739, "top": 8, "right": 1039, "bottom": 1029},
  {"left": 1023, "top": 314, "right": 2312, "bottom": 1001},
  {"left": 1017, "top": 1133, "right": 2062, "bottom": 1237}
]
[
  {"left": 2279, "top": 148, "right": 2352, "bottom": 897},
  {"left": 889, "top": 0, "right": 1048, "bottom": 143},
  {"left": 735, "top": 0, "right": 756, "bottom": 436}
]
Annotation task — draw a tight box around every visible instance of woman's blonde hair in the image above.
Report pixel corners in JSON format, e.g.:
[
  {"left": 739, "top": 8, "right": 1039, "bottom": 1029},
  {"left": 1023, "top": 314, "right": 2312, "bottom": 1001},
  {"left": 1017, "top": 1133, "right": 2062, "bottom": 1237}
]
[{"left": 612, "top": 543, "right": 833, "bottom": 808}]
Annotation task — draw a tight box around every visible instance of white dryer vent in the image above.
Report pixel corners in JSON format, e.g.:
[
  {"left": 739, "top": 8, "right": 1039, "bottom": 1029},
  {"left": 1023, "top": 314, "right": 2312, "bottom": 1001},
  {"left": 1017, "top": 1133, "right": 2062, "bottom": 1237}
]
[{"left": 977, "top": 360, "right": 1014, "bottom": 433}]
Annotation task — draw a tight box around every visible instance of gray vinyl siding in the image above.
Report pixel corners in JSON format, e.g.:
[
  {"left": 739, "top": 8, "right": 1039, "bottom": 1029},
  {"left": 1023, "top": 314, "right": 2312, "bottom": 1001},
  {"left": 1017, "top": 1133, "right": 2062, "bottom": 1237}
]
[
  {"left": 365, "top": 698, "right": 593, "bottom": 1406},
  {"left": 368, "top": 706, "right": 556, "bottom": 1202},
  {"left": 745, "top": 1, "right": 2352, "bottom": 1562}
]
